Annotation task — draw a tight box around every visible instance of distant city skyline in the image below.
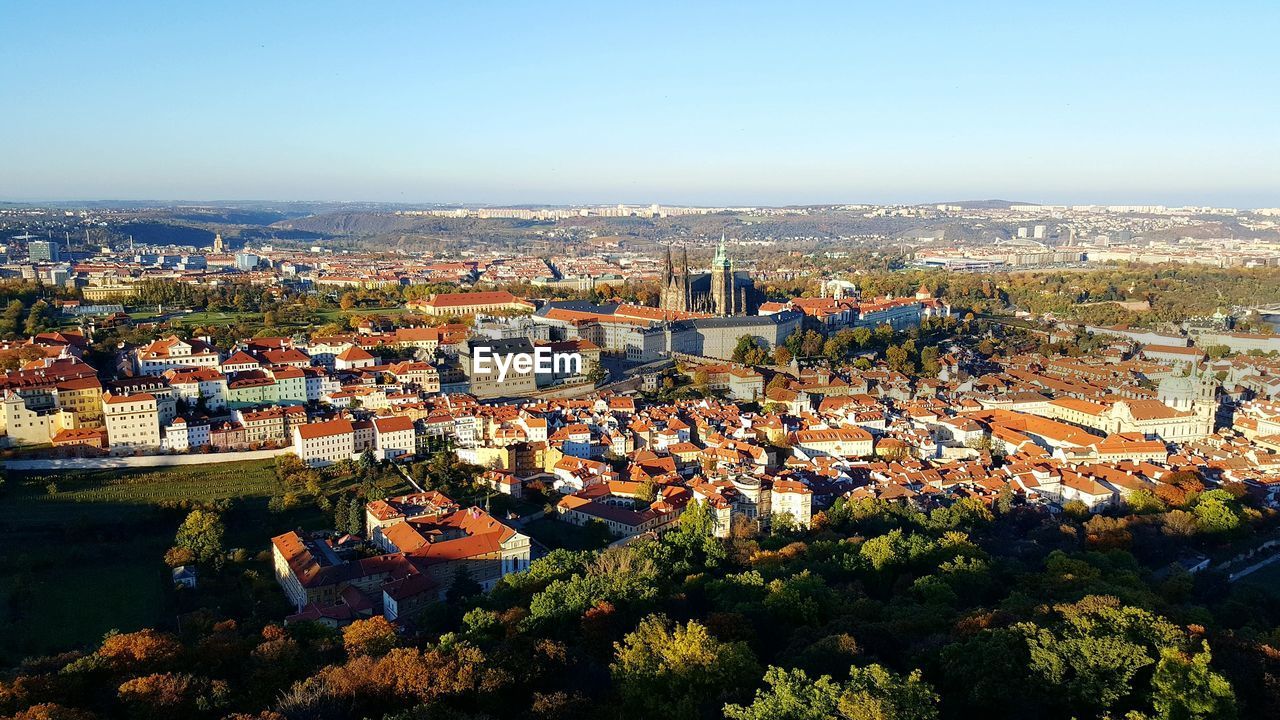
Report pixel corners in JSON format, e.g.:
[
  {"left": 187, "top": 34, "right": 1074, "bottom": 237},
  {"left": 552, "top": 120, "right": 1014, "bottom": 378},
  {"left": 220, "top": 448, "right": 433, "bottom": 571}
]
[{"left": 2, "top": 1, "right": 1278, "bottom": 207}]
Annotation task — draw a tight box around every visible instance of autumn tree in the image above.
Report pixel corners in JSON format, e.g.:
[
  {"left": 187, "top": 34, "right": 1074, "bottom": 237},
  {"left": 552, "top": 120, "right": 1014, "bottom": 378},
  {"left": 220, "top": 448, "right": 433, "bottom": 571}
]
[
  {"left": 117, "top": 673, "right": 229, "bottom": 719},
  {"left": 342, "top": 616, "right": 399, "bottom": 657},
  {"left": 97, "top": 629, "right": 183, "bottom": 672}
]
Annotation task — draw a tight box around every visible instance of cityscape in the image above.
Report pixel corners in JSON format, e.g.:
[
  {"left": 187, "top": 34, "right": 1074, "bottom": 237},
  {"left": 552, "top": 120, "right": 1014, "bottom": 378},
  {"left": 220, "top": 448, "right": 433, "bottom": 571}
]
[{"left": 3, "top": 3, "right": 1280, "bottom": 720}]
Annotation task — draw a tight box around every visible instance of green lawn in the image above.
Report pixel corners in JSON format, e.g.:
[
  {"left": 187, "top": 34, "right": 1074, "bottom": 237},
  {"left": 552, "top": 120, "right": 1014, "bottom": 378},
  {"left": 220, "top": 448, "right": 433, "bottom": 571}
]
[
  {"left": 166, "top": 305, "right": 410, "bottom": 330},
  {"left": 0, "top": 459, "right": 290, "bottom": 664},
  {"left": 2, "top": 460, "right": 282, "bottom": 529},
  {"left": 171, "top": 310, "right": 263, "bottom": 326}
]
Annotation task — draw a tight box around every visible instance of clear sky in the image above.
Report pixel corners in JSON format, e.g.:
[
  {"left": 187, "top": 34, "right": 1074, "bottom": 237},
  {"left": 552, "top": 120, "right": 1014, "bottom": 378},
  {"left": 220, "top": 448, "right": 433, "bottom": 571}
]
[{"left": 2, "top": 1, "right": 1277, "bottom": 207}]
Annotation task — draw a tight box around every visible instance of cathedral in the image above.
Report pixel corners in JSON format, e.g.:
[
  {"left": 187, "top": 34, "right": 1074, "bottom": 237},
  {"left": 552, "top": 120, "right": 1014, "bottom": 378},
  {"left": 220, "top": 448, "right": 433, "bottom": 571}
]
[{"left": 659, "top": 234, "right": 759, "bottom": 316}]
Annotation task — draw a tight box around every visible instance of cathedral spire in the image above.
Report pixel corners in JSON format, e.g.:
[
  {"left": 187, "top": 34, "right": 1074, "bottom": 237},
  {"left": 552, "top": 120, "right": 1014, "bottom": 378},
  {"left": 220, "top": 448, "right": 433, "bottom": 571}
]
[{"left": 714, "top": 232, "right": 727, "bottom": 265}]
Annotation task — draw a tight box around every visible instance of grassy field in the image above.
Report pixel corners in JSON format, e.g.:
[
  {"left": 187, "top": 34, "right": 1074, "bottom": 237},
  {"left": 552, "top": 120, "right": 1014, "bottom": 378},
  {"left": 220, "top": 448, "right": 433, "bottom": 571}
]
[
  {"left": 161, "top": 305, "right": 411, "bottom": 330},
  {"left": 0, "top": 459, "right": 296, "bottom": 664}
]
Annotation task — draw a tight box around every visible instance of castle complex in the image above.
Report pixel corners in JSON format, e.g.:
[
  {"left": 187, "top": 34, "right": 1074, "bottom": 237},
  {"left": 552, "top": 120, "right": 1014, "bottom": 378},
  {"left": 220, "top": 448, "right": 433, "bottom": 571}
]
[{"left": 659, "top": 234, "right": 759, "bottom": 316}]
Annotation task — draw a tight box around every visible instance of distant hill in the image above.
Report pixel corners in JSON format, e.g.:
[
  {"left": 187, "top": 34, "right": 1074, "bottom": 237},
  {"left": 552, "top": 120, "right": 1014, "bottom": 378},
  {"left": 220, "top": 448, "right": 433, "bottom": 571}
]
[{"left": 931, "top": 199, "right": 1031, "bottom": 209}]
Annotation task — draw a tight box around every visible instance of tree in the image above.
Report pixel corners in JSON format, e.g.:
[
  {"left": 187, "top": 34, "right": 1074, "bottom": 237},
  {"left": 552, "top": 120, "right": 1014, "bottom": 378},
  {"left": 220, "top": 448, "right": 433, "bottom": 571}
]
[
  {"left": 1062, "top": 499, "right": 1091, "bottom": 519},
  {"left": 693, "top": 369, "right": 710, "bottom": 390},
  {"left": 117, "top": 673, "right": 229, "bottom": 719},
  {"left": 886, "top": 345, "right": 914, "bottom": 374},
  {"left": 1150, "top": 642, "right": 1236, "bottom": 720},
  {"left": 1083, "top": 515, "right": 1132, "bottom": 550},
  {"left": 342, "top": 616, "right": 399, "bottom": 657},
  {"left": 345, "top": 497, "right": 365, "bottom": 536},
  {"left": 995, "top": 484, "right": 1015, "bottom": 514},
  {"left": 860, "top": 528, "right": 908, "bottom": 571},
  {"left": 676, "top": 499, "right": 715, "bottom": 539},
  {"left": 1192, "top": 489, "right": 1240, "bottom": 534},
  {"left": 1126, "top": 489, "right": 1167, "bottom": 514},
  {"left": 636, "top": 478, "right": 658, "bottom": 503},
  {"left": 172, "top": 508, "right": 225, "bottom": 568},
  {"left": 7, "top": 703, "right": 99, "bottom": 720},
  {"left": 98, "top": 629, "right": 183, "bottom": 671},
  {"left": 724, "top": 666, "right": 843, "bottom": 720},
  {"left": 446, "top": 565, "right": 483, "bottom": 603},
  {"left": 586, "top": 365, "right": 608, "bottom": 385},
  {"left": 1018, "top": 595, "right": 1182, "bottom": 715},
  {"left": 725, "top": 664, "right": 939, "bottom": 720},
  {"left": 339, "top": 292, "right": 356, "bottom": 310},
  {"left": 23, "top": 300, "right": 52, "bottom": 336},
  {"left": 611, "top": 614, "right": 759, "bottom": 720},
  {"left": 1205, "top": 344, "right": 1232, "bottom": 360},
  {"left": 919, "top": 346, "right": 940, "bottom": 377},
  {"left": 732, "top": 335, "right": 760, "bottom": 364},
  {"left": 839, "top": 664, "right": 939, "bottom": 720},
  {"left": 0, "top": 299, "right": 23, "bottom": 337}
]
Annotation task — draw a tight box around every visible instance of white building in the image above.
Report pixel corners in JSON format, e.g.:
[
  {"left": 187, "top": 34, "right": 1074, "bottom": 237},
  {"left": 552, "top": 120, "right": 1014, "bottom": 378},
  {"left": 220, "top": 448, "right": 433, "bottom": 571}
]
[
  {"left": 373, "top": 415, "right": 416, "bottom": 460},
  {"left": 164, "top": 416, "right": 210, "bottom": 451},
  {"left": 292, "top": 418, "right": 356, "bottom": 467},
  {"left": 135, "top": 336, "right": 221, "bottom": 376},
  {"left": 104, "top": 392, "right": 162, "bottom": 453}
]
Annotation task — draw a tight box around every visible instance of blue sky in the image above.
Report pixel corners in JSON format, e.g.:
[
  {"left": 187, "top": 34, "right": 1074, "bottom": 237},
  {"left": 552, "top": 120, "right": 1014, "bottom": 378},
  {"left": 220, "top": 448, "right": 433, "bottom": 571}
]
[{"left": 2, "top": 1, "right": 1277, "bottom": 206}]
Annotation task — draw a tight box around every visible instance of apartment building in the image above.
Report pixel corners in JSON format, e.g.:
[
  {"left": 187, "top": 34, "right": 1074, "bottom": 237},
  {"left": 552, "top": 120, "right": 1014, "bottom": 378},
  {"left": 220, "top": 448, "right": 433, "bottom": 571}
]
[
  {"left": 103, "top": 392, "right": 162, "bottom": 453},
  {"left": 293, "top": 418, "right": 356, "bottom": 466}
]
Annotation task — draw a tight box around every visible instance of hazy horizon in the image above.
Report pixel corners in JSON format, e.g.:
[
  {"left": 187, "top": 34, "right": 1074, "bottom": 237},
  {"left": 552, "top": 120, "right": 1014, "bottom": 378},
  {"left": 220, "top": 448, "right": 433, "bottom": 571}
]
[
  {"left": 0, "top": 196, "right": 1268, "bottom": 210},
  {"left": 3, "top": 1, "right": 1278, "bottom": 207}
]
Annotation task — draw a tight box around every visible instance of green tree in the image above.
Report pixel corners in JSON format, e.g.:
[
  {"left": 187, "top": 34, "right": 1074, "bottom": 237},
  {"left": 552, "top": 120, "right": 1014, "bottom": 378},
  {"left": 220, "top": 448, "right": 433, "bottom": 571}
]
[
  {"left": 1018, "top": 595, "right": 1182, "bottom": 715},
  {"left": 0, "top": 299, "right": 24, "bottom": 337},
  {"left": 838, "top": 664, "right": 939, "bottom": 720},
  {"left": 1192, "top": 489, "right": 1240, "bottom": 534},
  {"left": 724, "top": 666, "right": 843, "bottom": 720},
  {"left": 676, "top": 499, "right": 715, "bottom": 539},
  {"left": 732, "top": 335, "right": 760, "bottom": 364},
  {"left": 173, "top": 508, "right": 225, "bottom": 568},
  {"left": 919, "top": 346, "right": 940, "bottom": 377},
  {"left": 612, "top": 614, "right": 759, "bottom": 720},
  {"left": 1204, "top": 344, "right": 1232, "bottom": 360},
  {"left": 860, "top": 528, "right": 907, "bottom": 571},
  {"left": 885, "top": 344, "right": 914, "bottom": 373},
  {"left": 725, "top": 662, "right": 940, "bottom": 720},
  {"left": 23, "top": 299, "right": 51, "bottom": 336},
  {"left": 636, "top": 478, "right": 658, "bottom": 503},
  {"left": 1150, "top": 642, "right": 1236, "bottom": 720}
]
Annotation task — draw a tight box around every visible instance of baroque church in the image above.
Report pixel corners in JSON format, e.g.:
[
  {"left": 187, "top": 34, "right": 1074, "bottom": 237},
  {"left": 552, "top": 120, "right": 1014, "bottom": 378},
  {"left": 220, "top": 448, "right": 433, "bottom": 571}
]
[{"left": 659, "top": 234, "right": 760, "bottom": 316}]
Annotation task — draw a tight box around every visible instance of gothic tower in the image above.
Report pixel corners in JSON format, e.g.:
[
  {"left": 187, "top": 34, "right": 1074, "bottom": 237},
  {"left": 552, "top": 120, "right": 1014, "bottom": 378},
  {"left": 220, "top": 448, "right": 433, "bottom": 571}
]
[
  {"left": 710, "top": 233, "right": 732, "bottom": 316},
  {"left": 659, "top": 243, "right": 690, "bottom": 313}
]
